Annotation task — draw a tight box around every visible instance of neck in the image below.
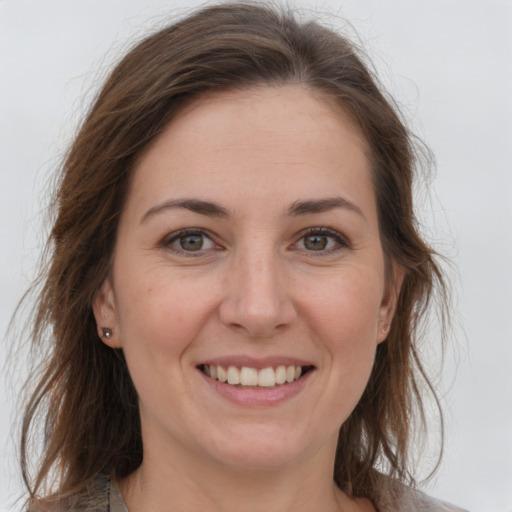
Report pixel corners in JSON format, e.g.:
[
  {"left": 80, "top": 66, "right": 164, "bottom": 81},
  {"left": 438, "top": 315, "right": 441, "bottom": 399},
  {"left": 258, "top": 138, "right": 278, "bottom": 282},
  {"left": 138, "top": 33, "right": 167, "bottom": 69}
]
[{"left": 118, "top": 439, "right": 371, "bottom": 512}]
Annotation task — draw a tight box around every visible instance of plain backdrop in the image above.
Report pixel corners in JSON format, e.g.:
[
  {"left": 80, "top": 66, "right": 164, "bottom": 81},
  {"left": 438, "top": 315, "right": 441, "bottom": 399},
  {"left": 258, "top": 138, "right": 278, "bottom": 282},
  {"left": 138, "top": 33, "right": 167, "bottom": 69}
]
[{"left": 1, "top": 1, "right": 511, "bottom": 511}]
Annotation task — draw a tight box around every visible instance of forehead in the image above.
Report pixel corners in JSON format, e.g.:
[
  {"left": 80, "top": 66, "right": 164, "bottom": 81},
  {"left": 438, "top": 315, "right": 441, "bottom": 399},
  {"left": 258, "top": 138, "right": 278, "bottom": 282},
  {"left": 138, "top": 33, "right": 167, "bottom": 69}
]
[
  {"left": 158, "top": 85, "right": 369, "bottom": 159},
  {"left": 125, "top": 86, "right": 375, "bottom": 220}
]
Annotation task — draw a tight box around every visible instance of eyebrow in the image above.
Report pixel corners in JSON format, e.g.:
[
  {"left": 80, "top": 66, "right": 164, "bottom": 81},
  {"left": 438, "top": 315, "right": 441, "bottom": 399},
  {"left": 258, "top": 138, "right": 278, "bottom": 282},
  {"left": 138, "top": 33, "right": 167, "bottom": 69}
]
[
  {"left": 288, "top": 197, "right": 365, "bottom": 220},
  {"left": 140, "top": 196, "right": 365, "bottom": 224},
  {"left": 140, "top": 198, "right": 229, "bottom": 223}
]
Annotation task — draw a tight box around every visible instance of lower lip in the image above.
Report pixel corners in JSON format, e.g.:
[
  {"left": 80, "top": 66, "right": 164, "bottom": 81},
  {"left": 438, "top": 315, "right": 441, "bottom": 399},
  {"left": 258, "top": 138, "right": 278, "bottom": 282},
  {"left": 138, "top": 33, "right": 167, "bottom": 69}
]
[{"left": 198, "top": 369, "right": 314, "bottom": 406}]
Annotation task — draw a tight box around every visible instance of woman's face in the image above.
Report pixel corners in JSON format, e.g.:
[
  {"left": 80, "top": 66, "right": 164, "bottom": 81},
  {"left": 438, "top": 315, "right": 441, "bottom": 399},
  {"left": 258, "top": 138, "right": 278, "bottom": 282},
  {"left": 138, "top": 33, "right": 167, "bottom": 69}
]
[{"left": 94, "top": 86, "right": 401, "bottom": 473}]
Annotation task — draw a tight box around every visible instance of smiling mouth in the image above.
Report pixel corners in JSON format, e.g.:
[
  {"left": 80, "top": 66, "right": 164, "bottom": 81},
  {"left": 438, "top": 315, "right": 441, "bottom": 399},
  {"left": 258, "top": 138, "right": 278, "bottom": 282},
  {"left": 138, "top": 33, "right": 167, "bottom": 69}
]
[{"left": 198, "top": 364, "right": 314, "bottom": 388}]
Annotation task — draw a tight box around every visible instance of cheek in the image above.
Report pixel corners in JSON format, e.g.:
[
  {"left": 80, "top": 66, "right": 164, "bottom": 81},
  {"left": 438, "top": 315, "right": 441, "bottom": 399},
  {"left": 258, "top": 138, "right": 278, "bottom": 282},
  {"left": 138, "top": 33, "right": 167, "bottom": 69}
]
[
  {"left": 306, "top": 270, "right": 383, "bottom": 342},
  {"left": 318, "top": 279, "right": 382, "bottom": 408},
  {"left": 114, "top": 266, "right": 217, "bottom": 357},
  {"left": 112, "top": 276, "right": 198, "bottom": 403},
  {"left": 303, "top": 270, "right": 383, "bottom": 388}
]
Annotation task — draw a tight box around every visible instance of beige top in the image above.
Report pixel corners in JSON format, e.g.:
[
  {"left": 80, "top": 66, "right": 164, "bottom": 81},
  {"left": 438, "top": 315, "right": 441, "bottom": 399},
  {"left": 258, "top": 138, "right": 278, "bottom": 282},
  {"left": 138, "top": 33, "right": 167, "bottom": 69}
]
[{"left": 41, "top": 473, "right": 469, "bottom": 512}]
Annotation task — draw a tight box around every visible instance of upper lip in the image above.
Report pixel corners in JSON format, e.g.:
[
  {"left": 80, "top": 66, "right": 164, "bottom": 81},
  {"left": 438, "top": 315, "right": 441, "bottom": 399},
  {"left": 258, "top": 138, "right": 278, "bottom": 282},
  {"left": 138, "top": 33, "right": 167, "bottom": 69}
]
[{"left": 197, "top": 355, "right": 315, "bottom": 370}]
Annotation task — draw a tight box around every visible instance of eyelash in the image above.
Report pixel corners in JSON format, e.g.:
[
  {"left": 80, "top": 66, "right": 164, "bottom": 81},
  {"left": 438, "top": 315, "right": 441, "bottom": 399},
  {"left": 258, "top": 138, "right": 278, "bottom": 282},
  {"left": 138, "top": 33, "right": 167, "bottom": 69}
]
[
  {"left": 160, "top": 227, "right": 350, "bottom": 257},
  {"left": 160, "top": 228, "right": 218, "bottom": 257},
  {"left": 292, "top": 227, "right": 351, "bottom": 255}
]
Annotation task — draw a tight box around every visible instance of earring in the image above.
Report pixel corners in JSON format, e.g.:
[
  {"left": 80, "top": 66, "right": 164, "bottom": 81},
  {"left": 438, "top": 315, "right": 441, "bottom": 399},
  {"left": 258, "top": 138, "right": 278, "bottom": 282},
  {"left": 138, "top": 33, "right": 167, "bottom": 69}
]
[
  {"left": 101, "top": 327, "right": 113, "bottom": 339},
  {"left": 381, "top": 325, "right": 389, "bottom": 337}
]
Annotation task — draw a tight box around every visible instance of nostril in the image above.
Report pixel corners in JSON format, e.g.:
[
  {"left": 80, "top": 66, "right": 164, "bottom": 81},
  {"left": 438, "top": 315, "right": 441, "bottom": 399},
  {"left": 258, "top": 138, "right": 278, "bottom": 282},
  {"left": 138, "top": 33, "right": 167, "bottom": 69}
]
[{"left": 219, "top": 302, "right": 296, "bottom": 339}]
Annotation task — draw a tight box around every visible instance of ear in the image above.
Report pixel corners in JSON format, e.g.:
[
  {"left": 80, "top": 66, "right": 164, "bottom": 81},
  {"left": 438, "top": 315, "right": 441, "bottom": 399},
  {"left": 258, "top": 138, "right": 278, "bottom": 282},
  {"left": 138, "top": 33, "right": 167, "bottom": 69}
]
[
  {"left": 377, "top": 262, "right": 404, "bottom": 344},
  {"left": 92, "top": 277, "right": 122, "bottom": 348}
]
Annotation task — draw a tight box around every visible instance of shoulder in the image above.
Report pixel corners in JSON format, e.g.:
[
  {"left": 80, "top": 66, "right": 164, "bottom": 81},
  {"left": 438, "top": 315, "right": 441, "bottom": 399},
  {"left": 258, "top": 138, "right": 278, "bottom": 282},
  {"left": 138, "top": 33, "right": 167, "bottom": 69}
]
[
  {"left": 28, "top": 474, "right": 111, "bottom": 512},
  {"left": 402, "top": 489, "right": 470, "bottom": 512},
  {"left": 373, "top": 477, "right": 469, "bottom": 512}
]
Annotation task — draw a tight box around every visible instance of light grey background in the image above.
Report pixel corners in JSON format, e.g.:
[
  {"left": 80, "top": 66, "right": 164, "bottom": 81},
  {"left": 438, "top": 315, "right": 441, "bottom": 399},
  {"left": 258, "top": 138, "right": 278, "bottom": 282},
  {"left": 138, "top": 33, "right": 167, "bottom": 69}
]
[{"left": 1, "top": 1, "right": 511, "bottom": 511}]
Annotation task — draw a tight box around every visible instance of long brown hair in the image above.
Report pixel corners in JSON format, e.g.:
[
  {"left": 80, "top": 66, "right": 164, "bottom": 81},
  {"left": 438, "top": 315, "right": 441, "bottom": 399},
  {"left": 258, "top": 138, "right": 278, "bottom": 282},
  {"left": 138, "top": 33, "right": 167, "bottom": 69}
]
[{"left": 20, "top": 1, "right": 447, "bottom": 505}]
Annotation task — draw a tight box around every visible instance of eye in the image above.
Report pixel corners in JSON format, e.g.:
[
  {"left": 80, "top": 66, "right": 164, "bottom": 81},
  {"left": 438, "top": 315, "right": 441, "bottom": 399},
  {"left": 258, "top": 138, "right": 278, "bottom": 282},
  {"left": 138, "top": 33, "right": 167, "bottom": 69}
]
[
  {"left": 161, "top": 229, "right": 217, "bottom": 255},
  {"left": 294, "top": 228, "right": 349, "bottom": 254}
]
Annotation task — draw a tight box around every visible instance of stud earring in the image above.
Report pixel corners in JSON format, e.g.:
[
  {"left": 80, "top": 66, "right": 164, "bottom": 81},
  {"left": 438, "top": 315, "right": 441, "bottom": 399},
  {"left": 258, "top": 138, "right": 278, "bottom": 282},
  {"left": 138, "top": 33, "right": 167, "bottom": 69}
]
[{"left": 101, "top": 327, "right": 113, "bottom": 339}]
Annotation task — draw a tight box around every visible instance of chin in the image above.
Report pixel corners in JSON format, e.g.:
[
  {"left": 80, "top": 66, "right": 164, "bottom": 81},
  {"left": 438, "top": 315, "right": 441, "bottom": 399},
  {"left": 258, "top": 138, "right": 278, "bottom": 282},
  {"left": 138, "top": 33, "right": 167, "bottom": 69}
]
[
  {"left": 200, "top": 424, "right": 326, "bottom": 471},
  {"left": 213, "top": 447, "right": 301, "bottom": 472}
]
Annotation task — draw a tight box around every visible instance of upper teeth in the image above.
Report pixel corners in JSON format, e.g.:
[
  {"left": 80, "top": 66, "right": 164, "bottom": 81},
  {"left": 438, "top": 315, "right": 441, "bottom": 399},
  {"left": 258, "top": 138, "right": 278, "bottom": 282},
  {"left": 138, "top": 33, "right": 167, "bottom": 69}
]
[{"left": 203, "top": 364, "right": 303, "bottom": 387}]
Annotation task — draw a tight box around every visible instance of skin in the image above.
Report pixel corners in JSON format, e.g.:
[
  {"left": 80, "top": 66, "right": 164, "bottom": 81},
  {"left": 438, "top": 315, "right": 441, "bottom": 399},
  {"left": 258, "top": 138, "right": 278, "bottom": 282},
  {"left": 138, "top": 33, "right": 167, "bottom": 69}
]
[{"left": 93, "top": 86, "right": 402, "bottom": 512}]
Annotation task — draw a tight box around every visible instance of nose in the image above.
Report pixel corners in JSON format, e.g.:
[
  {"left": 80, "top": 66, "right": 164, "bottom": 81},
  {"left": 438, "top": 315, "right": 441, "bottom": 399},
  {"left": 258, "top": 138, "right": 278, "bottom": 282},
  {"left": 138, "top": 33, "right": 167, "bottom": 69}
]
[{"left": 218, "top": 247, "right": 297, "bottom": 338}]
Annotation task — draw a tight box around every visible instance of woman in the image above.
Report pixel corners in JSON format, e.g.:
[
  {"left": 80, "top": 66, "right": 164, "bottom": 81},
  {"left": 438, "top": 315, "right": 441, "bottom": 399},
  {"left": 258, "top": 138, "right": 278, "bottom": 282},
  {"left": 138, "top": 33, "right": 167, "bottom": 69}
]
[{"left": 19, "top": 3, "right": 466, "bottom": 511}]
